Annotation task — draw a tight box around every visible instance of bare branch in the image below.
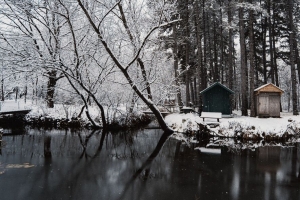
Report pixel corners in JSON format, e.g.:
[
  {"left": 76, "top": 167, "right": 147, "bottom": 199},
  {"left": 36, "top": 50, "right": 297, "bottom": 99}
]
[{"left": 125, "top": 19, "right": 181, "bottom": 71}]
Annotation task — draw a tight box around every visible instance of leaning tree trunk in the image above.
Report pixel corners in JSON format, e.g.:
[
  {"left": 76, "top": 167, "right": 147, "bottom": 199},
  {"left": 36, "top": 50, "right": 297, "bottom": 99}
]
[
  {"left": 118, "top": 4, "right": 152, "bottom": 100},
  {"left": 77, "top": 0, "right": 174, "bottom": 133}
]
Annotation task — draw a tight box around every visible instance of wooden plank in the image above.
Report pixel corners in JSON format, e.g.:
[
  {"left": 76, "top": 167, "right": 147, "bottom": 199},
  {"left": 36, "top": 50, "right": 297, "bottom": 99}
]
[
  {"left": 269, "top": 95, "right": 280, "bottom": 117},
  {"left": 258, "top": 96, "right": 269, "bottom": 115}
]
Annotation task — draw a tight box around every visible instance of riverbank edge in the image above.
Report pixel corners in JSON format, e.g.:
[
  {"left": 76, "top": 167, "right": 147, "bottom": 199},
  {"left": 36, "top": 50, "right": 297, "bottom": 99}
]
[
  {"left": 0, "top": 113, "right": 154, "bottom": 131},
  {"left": 185, "top": 121, "right": 300, "bottom": 142}
]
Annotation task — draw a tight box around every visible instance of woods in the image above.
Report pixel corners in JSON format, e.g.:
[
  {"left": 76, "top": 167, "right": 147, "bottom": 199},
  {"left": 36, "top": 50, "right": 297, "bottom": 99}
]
[{"left": 0, "top": 0, "right": 300, "bottom": 129}]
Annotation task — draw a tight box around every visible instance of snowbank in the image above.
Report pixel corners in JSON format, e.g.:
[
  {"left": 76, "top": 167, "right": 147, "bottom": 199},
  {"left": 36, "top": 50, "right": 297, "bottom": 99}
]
[
  {"left": 165, "top": 111, "right": 300, "bottom": 138},
  {"left": 165, "top": 113, "right": 202, "bottom": 133},
  {"left": 0, "top": 100, "right": 151, "bottom": 129}
]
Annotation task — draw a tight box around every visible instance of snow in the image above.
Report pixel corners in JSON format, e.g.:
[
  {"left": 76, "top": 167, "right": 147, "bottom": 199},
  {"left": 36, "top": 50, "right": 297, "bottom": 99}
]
[
  {"left": 0, "top": 100, "right": 31, "bottom": 111},
  {"left": 254, "top": 82, "right": 283, "bottom": 92},
  {"left": 165, "top": 113, "right": 201, "bottom": 133},
  {"left": 2, "top": 100, "right": 300, "bottom": 139},
  {"left": 165, "top": 110, "right": 300, "bottom": 137},
  {"left": 0, "top": 100, "right": 129, "bottom": 126}
]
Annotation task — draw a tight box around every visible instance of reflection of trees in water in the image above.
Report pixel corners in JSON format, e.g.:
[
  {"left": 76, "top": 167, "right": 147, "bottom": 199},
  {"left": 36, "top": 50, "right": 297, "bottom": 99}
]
[
  {"left": 44, "top": 135, "right": 52, "bottom": 158},
  {"left": 202, "top": 138, "right": 299, "bottom": 155},
  {"left": 2, "top": 129, "right": 300, "bottom": 200},
  {"left": 117, "top": 131, "right": 172, "bottom": 200},
  {"left": 185, "top": 137, "right": 300, "bottom": 200}
]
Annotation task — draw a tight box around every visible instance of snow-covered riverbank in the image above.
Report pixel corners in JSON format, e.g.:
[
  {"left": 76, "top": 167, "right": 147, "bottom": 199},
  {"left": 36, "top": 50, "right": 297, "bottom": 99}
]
[
  {"left": 0, "top": 100, "right": 152, "bottom": 129},
  {"left": 165, "top": 111, "right": 300, "bottom": 139}
]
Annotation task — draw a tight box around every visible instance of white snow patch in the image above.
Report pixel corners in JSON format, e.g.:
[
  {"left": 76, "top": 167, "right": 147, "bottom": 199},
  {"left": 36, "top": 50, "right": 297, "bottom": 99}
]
[{"left": 165, "top": 111, "right": 300, "bottom": 137}]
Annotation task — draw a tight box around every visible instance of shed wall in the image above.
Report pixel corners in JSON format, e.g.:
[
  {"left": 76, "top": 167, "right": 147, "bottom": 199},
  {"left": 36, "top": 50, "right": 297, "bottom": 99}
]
[
  {"left": 256, "top": 92, "right": 281, "bottom": 117},
  {"left": 202, "top": 85, "right": 232, "bottom": 115}
]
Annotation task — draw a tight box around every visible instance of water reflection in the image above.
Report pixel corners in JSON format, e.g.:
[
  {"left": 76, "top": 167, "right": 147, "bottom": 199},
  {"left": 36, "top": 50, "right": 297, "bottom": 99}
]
[
  {"left": 0, "top": 129, "right": 299, "bottom": 200},
  {"left": 119, "top": 132, "right": 171, "bottom": 200}
]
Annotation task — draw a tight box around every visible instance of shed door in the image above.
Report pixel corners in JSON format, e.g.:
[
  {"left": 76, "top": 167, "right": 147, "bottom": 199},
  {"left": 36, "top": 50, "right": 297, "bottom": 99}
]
[
  {"left": 258, "top": 96, "right": 269, "bottom": 115},
  {"left": 269, "top": 95, "right": 280, "bottom": 117}
]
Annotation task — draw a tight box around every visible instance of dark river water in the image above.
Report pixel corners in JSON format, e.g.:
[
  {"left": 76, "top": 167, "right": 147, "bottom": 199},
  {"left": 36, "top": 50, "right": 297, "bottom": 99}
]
[{"left": 0, "top": 127, "right": 300, "bottom": 200}]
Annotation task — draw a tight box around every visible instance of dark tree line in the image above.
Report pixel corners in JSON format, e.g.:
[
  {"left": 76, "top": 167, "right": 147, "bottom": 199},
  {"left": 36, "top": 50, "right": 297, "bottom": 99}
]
[{"left": 163, "top": 0, "right": 300, "bottom": 116}]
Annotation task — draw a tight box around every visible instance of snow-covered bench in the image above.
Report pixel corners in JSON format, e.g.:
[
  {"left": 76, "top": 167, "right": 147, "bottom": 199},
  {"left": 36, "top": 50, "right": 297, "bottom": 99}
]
[{"left": 200, "top": 112, "right": 222, "bottom": 122}]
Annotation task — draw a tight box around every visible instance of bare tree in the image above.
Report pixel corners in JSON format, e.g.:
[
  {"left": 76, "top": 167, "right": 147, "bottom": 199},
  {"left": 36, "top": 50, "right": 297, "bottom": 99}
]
[
  {"left": 0, "top": 0, "right": 65, "bottom": 108},
  {"left": 74, "top": 0, "right": 175, "bottom": 133}
]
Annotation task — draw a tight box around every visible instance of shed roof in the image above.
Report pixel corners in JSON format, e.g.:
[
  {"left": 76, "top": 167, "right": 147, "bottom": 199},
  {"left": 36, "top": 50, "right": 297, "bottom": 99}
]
[
  {"left": 254, "top": 83, "right": 284, "bottom": 94},
  {"left": 200, "top": 82, "right": 234, "bottom": 94}
]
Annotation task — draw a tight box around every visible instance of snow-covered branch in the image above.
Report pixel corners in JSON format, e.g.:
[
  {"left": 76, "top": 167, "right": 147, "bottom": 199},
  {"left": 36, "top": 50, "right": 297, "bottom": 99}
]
[{"left": 125, "top": 19, "right": 181, "bottom": 71}]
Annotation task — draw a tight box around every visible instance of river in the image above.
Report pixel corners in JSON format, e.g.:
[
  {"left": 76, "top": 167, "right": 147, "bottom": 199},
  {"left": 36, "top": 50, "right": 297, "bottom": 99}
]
[{"left": 0, "top": 127, "right": 299, "bottom": 200}]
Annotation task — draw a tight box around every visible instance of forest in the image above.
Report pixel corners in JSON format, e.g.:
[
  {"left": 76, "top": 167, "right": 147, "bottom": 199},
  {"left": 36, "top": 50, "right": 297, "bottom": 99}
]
[{"left": 0, "top": 0, "right": 299, "bottom": 131}]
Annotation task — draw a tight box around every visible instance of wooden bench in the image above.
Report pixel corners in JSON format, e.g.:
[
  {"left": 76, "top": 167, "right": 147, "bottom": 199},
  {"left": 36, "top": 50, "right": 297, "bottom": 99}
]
[{"left": 200, "top": 112, "right": 222, "bottom": 122}]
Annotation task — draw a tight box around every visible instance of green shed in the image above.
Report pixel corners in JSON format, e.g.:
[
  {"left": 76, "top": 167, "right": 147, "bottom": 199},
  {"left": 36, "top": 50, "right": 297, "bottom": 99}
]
[{"left": 200, "top": 82, "right": 234, "bottom": 115}]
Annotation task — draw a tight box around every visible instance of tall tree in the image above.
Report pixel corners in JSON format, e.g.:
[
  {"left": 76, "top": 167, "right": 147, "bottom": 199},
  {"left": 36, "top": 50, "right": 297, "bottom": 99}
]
[
  {"left": 227, "top": 0, "right": 234, "bottom": 90},
  {"left": 173, "top": 23, "right": 184, "bottom": 108},
  {"left": 239, "top": 0, "right": 248, "bottom": 116},
  {"left": 75, "top": 0, "right": 175, "bottom": 132},
  {"left": 249, "top": 0, "right": 256, "bottom": 117},
  {"left": 287, "top": 0, "right": 298, "bottom": 115}
]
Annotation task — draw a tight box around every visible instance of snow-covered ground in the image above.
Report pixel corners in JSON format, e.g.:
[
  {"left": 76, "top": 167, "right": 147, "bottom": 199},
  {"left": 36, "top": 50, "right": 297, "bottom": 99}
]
[
  {"left": 0, "top": 100, "right": 128, "bottom": 124},
  {"left": 0, "top": 100, "right": 31, "bottom": 111},
  {"left": 1, "top": 100, "right": 300, "bottom": 138},
  {"left": 165, "top": 110, "right": 300, "bottom": 138}
]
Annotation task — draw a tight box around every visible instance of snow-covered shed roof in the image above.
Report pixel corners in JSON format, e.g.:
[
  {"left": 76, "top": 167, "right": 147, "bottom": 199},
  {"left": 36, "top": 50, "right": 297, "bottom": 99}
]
[
  {"left": 200, "top": 82, "right": 234, "bottom": 94},
  {"left": 254, "top": 83, "right": 284, "bottom": 95}
]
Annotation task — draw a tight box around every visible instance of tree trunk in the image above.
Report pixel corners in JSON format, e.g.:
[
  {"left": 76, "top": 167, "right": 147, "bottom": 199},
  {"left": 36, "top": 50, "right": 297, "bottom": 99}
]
[
  {"left": 213, "top": 15, "right": 219, "bottom": 82},
  {"left": 195, "top": 0, "right": 204, "bottom": 112},
  {"left": 0, "top": 60, "right": 3, "bottom": 101},
  {"left": 288, "top": 0, "right": 298, "bottom": 115},
  {"left": 262, "top": 16, "right": 267, "bottom": 83},
  {"left": 184, "top": 0, "right": 191, "bottom": 106},
  {"left": 186, "top": 75, "right": 190, "bottom": 105},
  {"left": 268, "top": 0, "right": 275, "bottom": 84},
  {"left": 228, "top": 0, "right": 233, "bottom": 89},
  {"left": 249, "top": 0, "right": 256, "bottom": 117},
  {"left": 296, "top": 47, "right": 300, "bottom": 84},
  {"left": 173, "top": 24, "right": 183, "bottom": 108},
  {"left": 190, "top": 80, "right": 195, "bottom": 106},
  {"left": 219, "top": 4, "right": 224, "bottom": 84},
  {"left": 118, "top": 4, "right": 152, "bottom": 100},
  {"left": 272, "top": 2, "right": 279, "bottom": 86},
  {"left": 208, "top": 18, "right": 214, "bottom": 82},
  {"left": 46, "top": 70, "right": 58, "bottom": 108},
  {"left": 193, "top": 77, "right": 198, "bottom": 106},
  {"left": 202, "top": 0, "right": 207, "bottom": 89},
  {"left": 239, "top": 1, "right": 248, "bottom": 116}
]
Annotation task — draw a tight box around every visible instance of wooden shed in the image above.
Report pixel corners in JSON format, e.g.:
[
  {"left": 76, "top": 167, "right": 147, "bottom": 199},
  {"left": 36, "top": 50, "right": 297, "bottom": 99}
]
[
  {"left": 200, "top": 82, "right": 234, "bottom": 115},
  {"left": 254, "top": 83, "right": 284, "bottom": 118}
]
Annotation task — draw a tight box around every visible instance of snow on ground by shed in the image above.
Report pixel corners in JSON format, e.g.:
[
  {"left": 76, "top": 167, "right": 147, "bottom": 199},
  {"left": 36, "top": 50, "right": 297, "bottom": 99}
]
[
  {"left": 165, "top": 113, "right": 202, "bottom": 133},
  {"left": 165, "top": 111, "right": 300, "bottom": 137},
  {"left": 218, "top": 111, "right": 300, "bottom": 137}
]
